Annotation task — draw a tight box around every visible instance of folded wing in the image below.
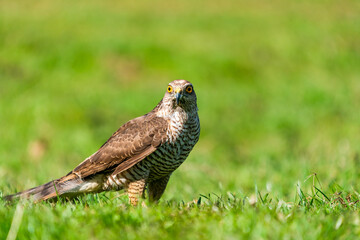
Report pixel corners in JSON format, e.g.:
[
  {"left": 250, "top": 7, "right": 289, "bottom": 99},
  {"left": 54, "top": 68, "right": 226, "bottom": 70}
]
[{"left": 67, "top": 113, "right": 168, "bottom": 180}]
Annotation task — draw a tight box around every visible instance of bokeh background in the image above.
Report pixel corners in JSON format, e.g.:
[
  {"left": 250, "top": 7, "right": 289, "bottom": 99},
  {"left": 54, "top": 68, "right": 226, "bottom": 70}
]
[{"left": 1, "top": 0, "right": 360, "bottom": 202}]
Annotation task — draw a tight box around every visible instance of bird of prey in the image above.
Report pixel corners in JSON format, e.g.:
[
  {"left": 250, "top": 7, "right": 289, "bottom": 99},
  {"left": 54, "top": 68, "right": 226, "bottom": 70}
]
[{"left": 4, "top": 80, "right": 200, "bottom": 205}]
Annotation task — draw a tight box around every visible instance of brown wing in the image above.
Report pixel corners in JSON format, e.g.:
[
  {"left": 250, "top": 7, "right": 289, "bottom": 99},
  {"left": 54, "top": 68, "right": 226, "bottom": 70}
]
[{"left": 69, "top": 112, "right": 168, "bottom": 179}]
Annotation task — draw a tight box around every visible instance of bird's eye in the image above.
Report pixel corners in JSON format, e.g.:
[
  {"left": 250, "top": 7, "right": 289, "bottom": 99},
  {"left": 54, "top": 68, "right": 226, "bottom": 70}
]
[
  {"left": 167, "top": 86, "right": 173, "bottom": 93},
  {"left": 186, "top": 86, "right": 193, "bottom": 93}
]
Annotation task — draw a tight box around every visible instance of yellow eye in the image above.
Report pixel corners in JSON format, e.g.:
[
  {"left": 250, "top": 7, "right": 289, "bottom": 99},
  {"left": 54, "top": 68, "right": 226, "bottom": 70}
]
[
  {"left": 167, "top": 86, "right": 173, "bottom": 93},
  {"left": 186, "top": 86, "right": 193, "bottom": 93}
]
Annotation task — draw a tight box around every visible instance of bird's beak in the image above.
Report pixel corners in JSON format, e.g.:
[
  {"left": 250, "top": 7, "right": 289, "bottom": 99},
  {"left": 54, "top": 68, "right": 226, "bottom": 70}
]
[{"left": 175, "top": 87, "right": 182, "bottom": 105}]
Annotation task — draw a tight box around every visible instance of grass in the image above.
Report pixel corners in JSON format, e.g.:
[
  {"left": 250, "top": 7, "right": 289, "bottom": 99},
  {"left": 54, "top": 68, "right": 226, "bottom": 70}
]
[
  {"left": 2, "top": 181, "right": 360, "bottom": 239},
  {"left": 1, "top": 0, "right": 360, "bottom": 239}
]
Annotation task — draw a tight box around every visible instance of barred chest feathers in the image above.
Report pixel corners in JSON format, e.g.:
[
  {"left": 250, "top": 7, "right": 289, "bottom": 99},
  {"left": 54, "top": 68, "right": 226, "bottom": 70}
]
[
  {"left": 148, "top": 108, "right": 200, "bottom": 171},
  {"left": 166, "top": 110, "right": 200, "bottom": 159}
]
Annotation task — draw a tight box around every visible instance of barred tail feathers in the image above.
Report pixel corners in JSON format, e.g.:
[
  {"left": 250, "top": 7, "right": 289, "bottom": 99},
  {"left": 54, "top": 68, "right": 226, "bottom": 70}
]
[{"left": 3, "top": 174, "right": 95, "bottom": 202}]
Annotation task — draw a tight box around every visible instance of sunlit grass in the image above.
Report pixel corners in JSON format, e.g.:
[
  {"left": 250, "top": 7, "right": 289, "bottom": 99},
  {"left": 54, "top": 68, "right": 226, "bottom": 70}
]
[{"left": 2, "top": 175, "right": 360, "bottom": 239}]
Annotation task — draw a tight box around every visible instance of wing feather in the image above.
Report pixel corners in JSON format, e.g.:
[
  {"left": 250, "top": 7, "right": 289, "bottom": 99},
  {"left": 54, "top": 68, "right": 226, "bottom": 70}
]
[{"left": 70, "top": 112, "right": 168, "bottom": 179}]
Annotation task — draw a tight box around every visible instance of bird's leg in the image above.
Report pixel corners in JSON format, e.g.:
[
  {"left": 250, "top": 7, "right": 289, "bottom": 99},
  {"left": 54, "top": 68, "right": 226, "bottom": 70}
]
[
  {"left": 127, "top": 179, "right": 146, "bottom": 206},
  {"left": 147, "top": 175, "right": 171, "bottom": 203}
]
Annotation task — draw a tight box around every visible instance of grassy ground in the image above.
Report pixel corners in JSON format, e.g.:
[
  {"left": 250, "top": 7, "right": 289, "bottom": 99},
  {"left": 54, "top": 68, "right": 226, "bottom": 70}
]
[{"left": 1, "top": 0, "right": 360, "bottom": 239}]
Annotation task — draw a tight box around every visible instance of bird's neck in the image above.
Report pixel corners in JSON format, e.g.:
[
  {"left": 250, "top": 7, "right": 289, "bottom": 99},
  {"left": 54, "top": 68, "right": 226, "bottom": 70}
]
[{"left": 156, "top": 101, "right": 198, "bottom": 121}]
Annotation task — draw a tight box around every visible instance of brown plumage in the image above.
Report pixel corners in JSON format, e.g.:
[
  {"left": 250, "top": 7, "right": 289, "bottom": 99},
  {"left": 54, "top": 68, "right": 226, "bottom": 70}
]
[{"left": 4, "top": 80, "right": 200, "bottom": 205}]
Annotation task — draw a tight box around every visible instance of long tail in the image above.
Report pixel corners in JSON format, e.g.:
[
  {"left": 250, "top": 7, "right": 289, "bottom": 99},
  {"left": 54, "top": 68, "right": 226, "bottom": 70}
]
[{"left": 3, "top": 173, "right": 92, "bottom": 202}]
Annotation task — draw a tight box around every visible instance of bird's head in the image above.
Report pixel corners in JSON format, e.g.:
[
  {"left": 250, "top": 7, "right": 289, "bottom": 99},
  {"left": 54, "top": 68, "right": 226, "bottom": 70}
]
[{"left": 163, "top": 80, "right": 198, "bottom": 113}]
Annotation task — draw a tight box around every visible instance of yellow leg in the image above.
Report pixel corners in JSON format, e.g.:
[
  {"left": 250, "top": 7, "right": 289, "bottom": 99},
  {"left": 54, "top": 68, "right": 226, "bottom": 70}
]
[{"left": 127, "top": 179, "right": 146, "bottom": 206}]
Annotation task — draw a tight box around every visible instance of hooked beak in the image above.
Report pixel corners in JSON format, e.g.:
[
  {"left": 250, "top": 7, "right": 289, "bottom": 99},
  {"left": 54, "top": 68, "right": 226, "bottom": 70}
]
[{"left": 175, "top": 87, "right": 182, "bottom": 105}]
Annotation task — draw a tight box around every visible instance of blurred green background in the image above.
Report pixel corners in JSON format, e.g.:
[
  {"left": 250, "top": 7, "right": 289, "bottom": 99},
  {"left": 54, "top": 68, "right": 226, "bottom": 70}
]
[{"left": 1, "top": 0, "right": 360, "bottom": 202}]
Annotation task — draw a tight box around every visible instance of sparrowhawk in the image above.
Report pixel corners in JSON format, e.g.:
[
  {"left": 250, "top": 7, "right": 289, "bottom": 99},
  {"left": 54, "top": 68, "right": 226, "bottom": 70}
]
[{"left": 4, "top": 80, "right": 200, "bottom": 205}]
